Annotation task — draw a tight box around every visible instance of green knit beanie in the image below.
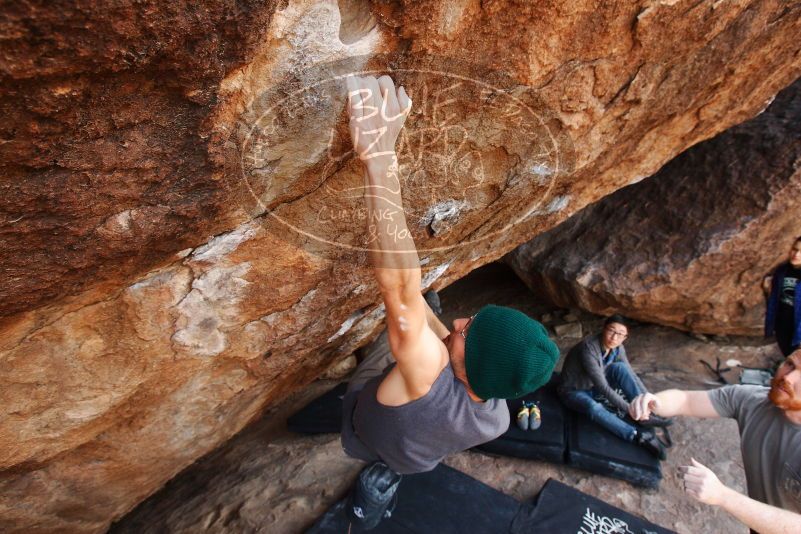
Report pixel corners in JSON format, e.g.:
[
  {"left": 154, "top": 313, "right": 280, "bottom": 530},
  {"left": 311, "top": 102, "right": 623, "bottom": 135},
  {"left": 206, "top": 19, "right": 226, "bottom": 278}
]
[{"left": 464, "top": 305, "right": 559, "bottom": 400}]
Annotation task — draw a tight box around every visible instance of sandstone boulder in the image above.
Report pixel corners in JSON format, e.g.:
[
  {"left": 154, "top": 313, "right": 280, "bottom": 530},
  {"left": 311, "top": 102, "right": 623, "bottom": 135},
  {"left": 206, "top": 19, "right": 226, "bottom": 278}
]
[
  {"left": 507, "top": 77, "right": 801, "bottom": 336},
  {"left": 1, "top": 1, "right": 800, "bottom": 531}
]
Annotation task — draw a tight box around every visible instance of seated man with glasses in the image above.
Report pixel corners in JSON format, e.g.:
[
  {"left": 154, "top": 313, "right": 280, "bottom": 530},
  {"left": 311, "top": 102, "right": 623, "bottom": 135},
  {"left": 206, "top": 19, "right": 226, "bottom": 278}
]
[{"left": 558, "top": 314, "right": 668, "bottom": 459}]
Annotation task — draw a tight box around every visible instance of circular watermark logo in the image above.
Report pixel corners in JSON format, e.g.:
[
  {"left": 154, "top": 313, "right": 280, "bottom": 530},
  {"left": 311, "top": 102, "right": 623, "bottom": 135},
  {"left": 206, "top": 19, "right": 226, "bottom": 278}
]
[{"left": 236, "top": 55, "right": 574, "bottom": 259}]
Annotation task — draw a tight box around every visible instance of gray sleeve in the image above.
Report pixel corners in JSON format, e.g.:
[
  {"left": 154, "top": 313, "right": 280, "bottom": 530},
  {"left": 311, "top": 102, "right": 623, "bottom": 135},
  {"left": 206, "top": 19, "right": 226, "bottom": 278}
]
[
  {"left": 616, "top": 346, "right": 648, "bottom": 393},
  {"left": 707, "top": 385, "right": 761, "bottom": 419},
  {"left": 580, "top": 342, "right": 629, "bottom": 412}
]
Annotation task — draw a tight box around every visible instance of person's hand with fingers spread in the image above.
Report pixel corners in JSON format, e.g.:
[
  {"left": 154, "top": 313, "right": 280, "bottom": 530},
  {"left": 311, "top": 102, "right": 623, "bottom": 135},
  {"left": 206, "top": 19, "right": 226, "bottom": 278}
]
[
  {"left": 677, "top": 455, "right": 801, "bottom": 534},
  {"left": 629, "top": 392, "right": 659, "bottom": 421},
  {"left": 680, "top": 458, "right": 727, "bottom": 506}
]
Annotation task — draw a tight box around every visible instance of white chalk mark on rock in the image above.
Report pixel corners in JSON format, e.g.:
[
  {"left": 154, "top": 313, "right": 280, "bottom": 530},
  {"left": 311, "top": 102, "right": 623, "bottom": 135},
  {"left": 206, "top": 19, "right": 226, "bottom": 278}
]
[
  {"left": 547, "top": 195, "right": 570, "bottom": 213},
  {"left": 328, "top": 310, "right": 364, "bottom": 343},
  {"left": 192, "top": 221, "right": 260, "bottom": 262},
  {"left": 172, "top": 263, "right": 252, "bottom": 357},
  {"left": 530, "top": 163, "right": 553, "bottom": 177},
  {"left": 421, "top": 200, "right": 468, "bottom": 236},
  {"left": 421, "top": 262, "right": 451, "bottom": 290}
]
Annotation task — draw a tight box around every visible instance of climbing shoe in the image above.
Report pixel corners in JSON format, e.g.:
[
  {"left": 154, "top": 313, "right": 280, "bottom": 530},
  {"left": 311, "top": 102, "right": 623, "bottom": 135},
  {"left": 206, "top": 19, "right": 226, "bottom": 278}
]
[
  {"left": 637, "top": 414, "right": 674, "bottom": 428},
  {"left": 516, "top": 402, "right": 531, "bottom": 431},
  {"left": 637, "top": 429, "right": 667, "bottom": 461},
  {"left": 346, "top": 461, "right": 402, "bottom": 530},
  {"left": 528, "top": 403, "right": 542, "bottom": 430}
]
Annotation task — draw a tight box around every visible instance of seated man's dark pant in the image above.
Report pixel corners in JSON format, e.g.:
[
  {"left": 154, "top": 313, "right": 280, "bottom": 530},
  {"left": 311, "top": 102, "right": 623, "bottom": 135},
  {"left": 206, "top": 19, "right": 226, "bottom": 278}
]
[{"left": 559, "top": 362, "right": 644, "bottom": 442}]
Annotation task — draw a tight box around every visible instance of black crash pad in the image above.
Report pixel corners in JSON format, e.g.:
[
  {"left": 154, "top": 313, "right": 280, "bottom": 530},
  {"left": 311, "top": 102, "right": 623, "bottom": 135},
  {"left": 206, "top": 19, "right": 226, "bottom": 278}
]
[
  {"left": 476, "top": 375, "right": 661, "bottom": 488},
  {"left": 308, "top": 468, "right": 676, "bottom": 534},
  {"left": 475, "top": 381, "right": 567, "bottom": 464},
  {"left": 287, "top": 383, "right": 347, "bottom": 434},
  {"left": 307, "top": 463, "right": 521, "bottom": 534},
  {"left": 511, "top": 478, "right": 676, "bottom": 534},
  {"left": 567, "top": 410, "right": 662, "bottom": 489},
  {"left": 288, "top": 380, "right": 662, "bottom": 488}
]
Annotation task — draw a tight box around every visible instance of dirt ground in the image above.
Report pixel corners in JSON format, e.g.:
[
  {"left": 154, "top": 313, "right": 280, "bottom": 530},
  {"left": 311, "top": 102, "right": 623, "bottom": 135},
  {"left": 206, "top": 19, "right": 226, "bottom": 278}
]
[{"left": 111, "top": 263, "right": 782, "bottom": 534}]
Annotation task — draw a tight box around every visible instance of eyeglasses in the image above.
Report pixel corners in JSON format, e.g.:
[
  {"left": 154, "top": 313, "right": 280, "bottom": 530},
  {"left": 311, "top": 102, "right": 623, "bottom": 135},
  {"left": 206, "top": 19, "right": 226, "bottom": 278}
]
[
  {"left": 459, "top": 315, "right": 475, "bottom": 340},
  {"left": 605, "top": 327, "right": 628, "bottom": 339}
]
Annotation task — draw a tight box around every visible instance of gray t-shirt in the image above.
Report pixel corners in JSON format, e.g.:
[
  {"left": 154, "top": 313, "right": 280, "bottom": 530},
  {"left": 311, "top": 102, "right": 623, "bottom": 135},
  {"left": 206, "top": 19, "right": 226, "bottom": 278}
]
[
  {"left": 708, "top": 385, "right": 801, "bottom": 512},
  {"left": 347, "top": 362, "right": 509, "bottom": 474}
]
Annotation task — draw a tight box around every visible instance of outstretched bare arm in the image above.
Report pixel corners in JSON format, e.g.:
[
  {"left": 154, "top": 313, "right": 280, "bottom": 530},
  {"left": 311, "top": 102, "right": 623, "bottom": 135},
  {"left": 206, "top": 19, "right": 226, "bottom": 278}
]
[
  {"left": 629, "top": 389, "right": 719, "bottom": 420},
  {"left": 681, "top": 458, "right": 801, "bottom": 534},
  {"left": 347, "top": 74, "right": 446, "bottom": 399}
]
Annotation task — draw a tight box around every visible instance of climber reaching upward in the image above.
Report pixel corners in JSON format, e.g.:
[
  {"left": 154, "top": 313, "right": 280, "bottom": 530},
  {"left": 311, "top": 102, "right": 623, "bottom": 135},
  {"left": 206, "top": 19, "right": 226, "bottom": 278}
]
[{"left": 338, "top": 74, "right": 559, "bottom": 530}]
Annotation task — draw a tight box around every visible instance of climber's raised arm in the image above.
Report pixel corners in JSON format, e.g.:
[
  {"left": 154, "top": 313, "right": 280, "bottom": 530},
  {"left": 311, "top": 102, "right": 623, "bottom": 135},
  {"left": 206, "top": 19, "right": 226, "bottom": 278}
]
[{"left": 346, "top": 74, "right": 446, "bottom": 400}]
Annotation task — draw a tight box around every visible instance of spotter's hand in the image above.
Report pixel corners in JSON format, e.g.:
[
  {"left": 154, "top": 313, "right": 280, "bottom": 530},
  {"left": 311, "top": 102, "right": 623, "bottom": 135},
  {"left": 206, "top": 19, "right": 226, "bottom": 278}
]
[
  {"left": 680, "top": 458, "right": 728, "bottom": 506},
  {"left": 629, "top": 392, "right": 659, "bottom": 421}
]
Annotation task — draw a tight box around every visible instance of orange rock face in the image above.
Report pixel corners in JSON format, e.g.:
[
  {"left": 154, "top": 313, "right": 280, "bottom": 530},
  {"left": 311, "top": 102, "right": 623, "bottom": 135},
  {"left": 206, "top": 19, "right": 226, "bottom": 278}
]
[
  {"left": 507, "top": 78, "right": 801, "bottom": 336},
  {"left": 1, "top": 1, "right": 800, "bottom": 531}
]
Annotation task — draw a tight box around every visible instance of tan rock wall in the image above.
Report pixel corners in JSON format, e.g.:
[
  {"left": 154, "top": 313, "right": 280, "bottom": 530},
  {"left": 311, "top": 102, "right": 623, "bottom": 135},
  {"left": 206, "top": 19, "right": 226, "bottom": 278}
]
[
  {"left": 1, "top": 0, "right": 801, "bottom": 531},
  {"left": 507, "top": 77, "right": 801, "bottom": 336}
]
